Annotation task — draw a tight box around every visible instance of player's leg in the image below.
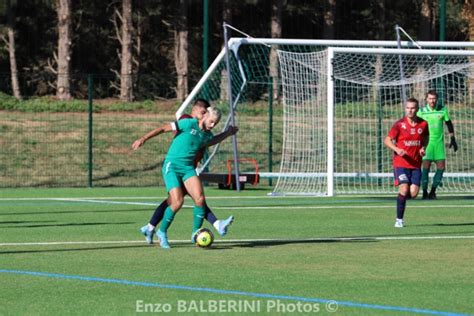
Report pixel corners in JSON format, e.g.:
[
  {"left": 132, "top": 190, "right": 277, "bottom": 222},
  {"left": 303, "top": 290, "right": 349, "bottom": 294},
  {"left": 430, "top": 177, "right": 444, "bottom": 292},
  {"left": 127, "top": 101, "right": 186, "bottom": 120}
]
[
  {"left": 409, "top": 168, "right": 422, "bottom": 199},
  {"left": 155, "top": 164, "right": 185, "bottom": 249},
  {"left": 156, "top": 187, "right": 184, "bottom": 249},
  {"left": 421, "top": 160, "right": 431, "bottom": 199},
  {"left": 200, "top": 188, "right": 233, "bottom": 236},
  {"left": 183, "top": 175, "right": 206, "bottom": 239},
  {"left": 430, "top": 160, "right": 446, "bottom": 199},
  {"left": 394, "top": 167, "right": 411, "bottom": 228},
  {"left": 140, "top": 196, "right": 170, "bottom": 244},
  {"left": 210, "top": 210, "right": 234, "bottom": 236}
]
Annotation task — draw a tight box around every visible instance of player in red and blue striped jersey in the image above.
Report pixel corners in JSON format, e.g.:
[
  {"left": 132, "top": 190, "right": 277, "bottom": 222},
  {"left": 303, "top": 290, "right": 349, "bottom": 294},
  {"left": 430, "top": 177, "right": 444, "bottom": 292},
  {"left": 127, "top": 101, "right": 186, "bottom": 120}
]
[{"left": 384, "top": 98, "right": 429, "bottom": 228}]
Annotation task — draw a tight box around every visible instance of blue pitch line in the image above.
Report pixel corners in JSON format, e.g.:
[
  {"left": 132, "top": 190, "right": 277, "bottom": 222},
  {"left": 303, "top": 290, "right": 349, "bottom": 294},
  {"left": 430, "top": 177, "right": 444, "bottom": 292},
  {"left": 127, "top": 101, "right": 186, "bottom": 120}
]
[{"left": 0, "top": 269, "right": 468, "bottom": 316}]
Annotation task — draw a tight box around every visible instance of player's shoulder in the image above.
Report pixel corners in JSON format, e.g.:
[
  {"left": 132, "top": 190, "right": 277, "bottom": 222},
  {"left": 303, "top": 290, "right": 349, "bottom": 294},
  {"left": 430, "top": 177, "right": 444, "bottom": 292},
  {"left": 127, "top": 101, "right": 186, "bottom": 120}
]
[
  {"left": 393, "top": 117, "right": 406, "bottom": 126},
  {"left": 179, "top": 114, "right": 193, "bottom": 120},
  {"left": 418, "top": 118, "right": 429, "bottom": 127},
  {"left": 436, "top": 104, "right": 448, "bottom": 112},
  {"left": 176, "top": 117, "right": 198, "bottom": 130},
  {"left": 416, "top": 116, "right": 427, "bottom": 123},
  {"left": 419, "top": 105, "right": 430, "bottom": 113}
]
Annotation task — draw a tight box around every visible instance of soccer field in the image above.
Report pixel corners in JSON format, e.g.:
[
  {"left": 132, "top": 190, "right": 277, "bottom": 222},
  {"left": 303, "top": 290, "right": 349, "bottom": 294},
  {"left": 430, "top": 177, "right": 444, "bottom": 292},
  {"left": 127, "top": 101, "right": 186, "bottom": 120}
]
[{"left": 0, "top": 187, "right": 472, "bottom": 315}]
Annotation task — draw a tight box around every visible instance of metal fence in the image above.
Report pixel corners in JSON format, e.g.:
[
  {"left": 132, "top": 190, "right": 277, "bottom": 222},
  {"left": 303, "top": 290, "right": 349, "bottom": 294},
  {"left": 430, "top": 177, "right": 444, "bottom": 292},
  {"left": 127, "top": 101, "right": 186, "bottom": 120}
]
[{"left": 0, "top": 75, "right": 281, "bottom": 188}]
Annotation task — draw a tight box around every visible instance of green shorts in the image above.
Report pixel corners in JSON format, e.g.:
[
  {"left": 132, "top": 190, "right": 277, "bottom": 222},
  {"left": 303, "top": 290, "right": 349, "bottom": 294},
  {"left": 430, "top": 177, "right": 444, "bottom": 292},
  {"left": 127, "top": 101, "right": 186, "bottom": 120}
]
[
  {"left": 423, "top": 141, "right": 446, "bottom": 161},
  {"left": 162, "top": 161, "right": 197, "bottom": 192}
]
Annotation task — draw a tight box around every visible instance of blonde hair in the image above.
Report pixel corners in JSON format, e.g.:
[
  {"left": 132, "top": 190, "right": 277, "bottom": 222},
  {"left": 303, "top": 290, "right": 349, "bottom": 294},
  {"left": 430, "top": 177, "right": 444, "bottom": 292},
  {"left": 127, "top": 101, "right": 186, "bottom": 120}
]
[{"left": 207, "top": 106, "right": 222, "bottom": 122}]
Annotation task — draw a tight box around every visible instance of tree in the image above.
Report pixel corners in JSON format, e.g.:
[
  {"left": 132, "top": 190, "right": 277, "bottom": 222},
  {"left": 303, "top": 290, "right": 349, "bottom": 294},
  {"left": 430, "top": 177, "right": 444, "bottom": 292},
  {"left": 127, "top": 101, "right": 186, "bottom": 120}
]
[
  {"left": 56, "top": 0, "right": 72, "bottom": 100},
  {"left": 120, "top": 0, "right": 133, "bottom": 101},
  {"left": 418, "top": 0, "right": 434, "bottom": 40},
  {"left": 174, "top": 0, "right": 188, "bottom": 101},
  {"left": 323, "top": 0, "right": 336, "bottom": 39},
  {"left": 1, "top": 0, "right": 22, "bottom": 100},
  {"left": 462, "top": 0, "right": 473, "bottom": 98},
  {"left": 269, "top": 0, "right": 284, "bottom": 100}
]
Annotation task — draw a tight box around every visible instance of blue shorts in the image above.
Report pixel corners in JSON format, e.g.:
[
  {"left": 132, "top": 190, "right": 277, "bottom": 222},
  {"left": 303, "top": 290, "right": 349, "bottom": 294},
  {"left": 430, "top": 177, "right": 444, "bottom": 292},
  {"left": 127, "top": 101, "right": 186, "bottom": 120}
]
[{"left": 393, "top": 167, "right": 421, "bottom": 186}]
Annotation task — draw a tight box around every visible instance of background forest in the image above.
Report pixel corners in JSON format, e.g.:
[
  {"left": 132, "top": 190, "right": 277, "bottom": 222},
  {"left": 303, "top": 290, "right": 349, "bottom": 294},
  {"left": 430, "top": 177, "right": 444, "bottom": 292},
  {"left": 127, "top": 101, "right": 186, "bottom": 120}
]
[{"left": 0, "top": 0, "right": 472, "bottom": 102}]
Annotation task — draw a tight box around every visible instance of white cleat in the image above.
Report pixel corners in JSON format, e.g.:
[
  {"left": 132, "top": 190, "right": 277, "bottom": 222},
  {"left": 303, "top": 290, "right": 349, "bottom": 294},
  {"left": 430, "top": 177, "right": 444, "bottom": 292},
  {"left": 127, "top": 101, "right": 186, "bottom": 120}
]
[
  {"left": 394, "top": 219, "right": 404, "bottom": 228},
  {"left": 215, "top": 216, "right": 234, "bottom": 236}
]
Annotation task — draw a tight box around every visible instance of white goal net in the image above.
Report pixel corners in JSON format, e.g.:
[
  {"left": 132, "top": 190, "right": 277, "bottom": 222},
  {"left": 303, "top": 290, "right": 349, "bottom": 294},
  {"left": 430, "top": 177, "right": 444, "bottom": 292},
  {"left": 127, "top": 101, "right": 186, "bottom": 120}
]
[{"left": 275, "top": 47, "right": 474, "bottom": 195}]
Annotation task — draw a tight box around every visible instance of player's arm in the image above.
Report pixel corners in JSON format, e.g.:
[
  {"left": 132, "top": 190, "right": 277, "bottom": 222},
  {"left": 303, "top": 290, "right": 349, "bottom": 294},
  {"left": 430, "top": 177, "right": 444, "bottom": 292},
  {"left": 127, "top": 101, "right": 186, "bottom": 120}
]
[
  {"left": 420, "top": 131, "right": 429, "bottom": 156},
  {"left": 206, "top": 126, "right": 239, "bottom": 147},
  {"left": 132, "top": 122, "right": 175, "bottom": 150},
  {"left": 384, "top": 136, "right": 406, "bottom": 156},
  {"left": 445, "top": 120, "right": 458, "bottom": 152}
]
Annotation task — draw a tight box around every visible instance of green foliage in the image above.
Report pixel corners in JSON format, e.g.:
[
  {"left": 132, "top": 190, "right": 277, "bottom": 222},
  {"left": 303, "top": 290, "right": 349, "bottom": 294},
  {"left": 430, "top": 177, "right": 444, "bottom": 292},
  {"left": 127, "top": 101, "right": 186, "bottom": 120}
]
[
  {"left": 0, "top": 1, "right": 470, "bottom": 100},
  {"left": 0, "top": 93, "right": 166, "bottom": 113}
]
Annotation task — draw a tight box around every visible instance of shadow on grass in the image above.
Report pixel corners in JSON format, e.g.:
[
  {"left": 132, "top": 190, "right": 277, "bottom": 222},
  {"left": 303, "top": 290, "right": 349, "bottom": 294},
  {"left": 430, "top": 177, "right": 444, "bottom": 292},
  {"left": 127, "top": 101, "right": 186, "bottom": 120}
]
[
  {"left": 201, "top": 238, "right": 379, "bottom": 250},
  {"left": 365, "top": 195, "right": 474, "bottom": 201},
  {"left": 1, "top": 222, "right": 134, "bottom": 228},
  {"left": 0, "top": 244, "right": 151, "bottom": 255},
  {"left": 0, "top": 220, "right": 55, "bottom": 225},
  {"left": 410, "top": 222, "right": 474, "bottom": 227},
  {"left": 0, "top": 208, "right": 152, "bottom": 217}
]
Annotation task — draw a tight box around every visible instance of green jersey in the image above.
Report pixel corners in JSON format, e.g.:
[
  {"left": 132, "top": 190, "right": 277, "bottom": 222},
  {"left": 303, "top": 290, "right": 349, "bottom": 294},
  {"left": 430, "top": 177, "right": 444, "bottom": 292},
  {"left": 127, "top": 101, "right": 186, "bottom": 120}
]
[
  {"left": 417, "top": 104, "right": 450, "bottom": 144},
  {"left": 165, "top": 118, "right": 213, "bottom": 167}
]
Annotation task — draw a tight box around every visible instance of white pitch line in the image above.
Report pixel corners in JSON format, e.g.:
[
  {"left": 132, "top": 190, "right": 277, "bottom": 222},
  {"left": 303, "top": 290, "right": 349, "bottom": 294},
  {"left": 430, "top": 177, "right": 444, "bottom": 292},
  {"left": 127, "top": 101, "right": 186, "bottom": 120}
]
[
  {"left": 1, "top": 197, "right": 473, "bottom": 211},
  {"left": 0, "top": 196, "right": 296, "bottom": 201},
  {"left": 34, "top": 198, "right": 474, "bottom": 210},
  {"left": 1, "top": 235, "right": 473, "bottom": 247}
]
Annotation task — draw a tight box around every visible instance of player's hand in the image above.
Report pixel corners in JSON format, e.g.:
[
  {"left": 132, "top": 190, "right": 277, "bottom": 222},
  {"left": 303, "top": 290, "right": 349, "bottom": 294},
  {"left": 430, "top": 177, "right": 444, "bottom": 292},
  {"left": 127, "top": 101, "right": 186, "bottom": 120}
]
[
  {"left": 132, "top": 138, "right": 145, "bottom": 150},
  {"left": 395, "top": 148, "right": 406, "bottom": 156},
  {"left": 226, "top": 126, "right": 239, "bottom": 136},
  {"left": 419, "top": 147, "right": 426, "bottom": 157},
  {"left": 449, "top": 136, "right": 458, "bottom": 152}
]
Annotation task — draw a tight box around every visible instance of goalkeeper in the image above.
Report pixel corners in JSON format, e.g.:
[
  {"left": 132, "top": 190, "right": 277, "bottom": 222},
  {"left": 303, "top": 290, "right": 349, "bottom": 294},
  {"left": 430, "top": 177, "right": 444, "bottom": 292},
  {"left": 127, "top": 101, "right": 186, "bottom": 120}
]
[{"left": 417, "top": 90, "right": 457, "bottom": 199}]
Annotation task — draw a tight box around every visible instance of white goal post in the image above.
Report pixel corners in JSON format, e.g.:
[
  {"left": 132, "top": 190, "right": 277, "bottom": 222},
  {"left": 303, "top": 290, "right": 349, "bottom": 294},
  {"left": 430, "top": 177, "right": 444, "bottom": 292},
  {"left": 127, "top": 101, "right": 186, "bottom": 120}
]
[{"left": 178, "top": 38, "right": 474, "bottom": 195}]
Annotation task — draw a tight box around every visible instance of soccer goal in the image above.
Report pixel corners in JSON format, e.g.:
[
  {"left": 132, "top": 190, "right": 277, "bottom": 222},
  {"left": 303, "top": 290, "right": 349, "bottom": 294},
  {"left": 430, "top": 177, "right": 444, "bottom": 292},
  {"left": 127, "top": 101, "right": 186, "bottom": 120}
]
[
  {"left": 179, "top": 38, "right": 474, "bottom": 195},
  {"left": 277, "top": 47, "right": 474, "bottom": 195}
]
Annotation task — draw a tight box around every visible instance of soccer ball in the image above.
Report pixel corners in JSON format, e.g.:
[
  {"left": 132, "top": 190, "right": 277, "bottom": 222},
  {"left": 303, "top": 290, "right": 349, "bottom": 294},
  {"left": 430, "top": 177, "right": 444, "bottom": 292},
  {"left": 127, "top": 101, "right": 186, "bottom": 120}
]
[{"left": 194, "top": 228, "right": 214, "bottom": 248}]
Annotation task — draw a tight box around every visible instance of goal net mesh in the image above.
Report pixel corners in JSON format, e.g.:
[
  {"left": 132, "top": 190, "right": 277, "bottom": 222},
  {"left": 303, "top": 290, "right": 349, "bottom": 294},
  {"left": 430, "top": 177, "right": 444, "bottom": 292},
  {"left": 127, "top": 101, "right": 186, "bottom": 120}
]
[{"left": 275, "top": 49, "right": 474, "bottom": 195}]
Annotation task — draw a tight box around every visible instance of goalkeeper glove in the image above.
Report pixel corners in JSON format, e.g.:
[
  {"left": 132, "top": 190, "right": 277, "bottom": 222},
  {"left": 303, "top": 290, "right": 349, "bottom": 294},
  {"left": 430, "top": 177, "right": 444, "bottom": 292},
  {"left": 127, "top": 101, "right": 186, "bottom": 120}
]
[{"left": 449, "top": 136, "right": 458, "bottom": 152}]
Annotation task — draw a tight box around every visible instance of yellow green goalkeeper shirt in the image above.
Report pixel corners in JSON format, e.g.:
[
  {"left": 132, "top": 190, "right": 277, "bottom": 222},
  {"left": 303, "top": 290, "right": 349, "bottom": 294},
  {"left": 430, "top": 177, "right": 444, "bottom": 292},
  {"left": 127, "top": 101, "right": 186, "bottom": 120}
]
[{"left": 417, "top": 104, "right": 450, "bottom": 144}]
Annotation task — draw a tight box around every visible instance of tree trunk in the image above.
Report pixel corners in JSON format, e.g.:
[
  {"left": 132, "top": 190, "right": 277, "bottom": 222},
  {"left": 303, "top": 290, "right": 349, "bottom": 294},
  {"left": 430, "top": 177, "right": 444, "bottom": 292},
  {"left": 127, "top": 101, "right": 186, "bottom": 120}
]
[
  {"left": 418, "top": 0, "right": 433, "bottom": 40},
  {"left": 220, "top": 0, "right": 232, "bottom": 101},
  {"left": 6, "top": 0, "right": 22, "bottom": 100},
  {"left": 322, "top": 0, "right": 336, "bottom": 39},
  {"left": 174, "top": 0, "right": 188, "bottom": 101},
  {"left": 56, "top": 0, "right": 72, "bottom": 100},
  {"left": 462, "top": 0, "right": 474, "bottom": 99},
  {"left": 372, "top": 0, "right": 384, "bottom": 104},
  {"left": 269, "top": 0, "right": 283, "bottom": 101},
  {"left": 120, "top": 0, "right": 133, "bottom": 102}
]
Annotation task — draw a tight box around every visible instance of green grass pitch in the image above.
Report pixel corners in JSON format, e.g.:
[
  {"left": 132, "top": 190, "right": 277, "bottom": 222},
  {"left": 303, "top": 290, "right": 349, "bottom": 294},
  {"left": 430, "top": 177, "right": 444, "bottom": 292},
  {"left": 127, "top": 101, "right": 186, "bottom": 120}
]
[{"left": 0, "top": 187, "right": 473, "bottom": 315}]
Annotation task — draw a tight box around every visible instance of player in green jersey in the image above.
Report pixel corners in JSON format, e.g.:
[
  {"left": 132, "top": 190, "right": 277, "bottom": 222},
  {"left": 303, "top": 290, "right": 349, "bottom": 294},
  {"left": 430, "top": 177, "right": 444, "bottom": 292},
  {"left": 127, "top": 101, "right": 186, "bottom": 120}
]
[
  {"left": 132, "top": 107, "right": 238, "bottom": 248},
  {"left": 417, "top": 90, "right": 458, "bottom": 199}
]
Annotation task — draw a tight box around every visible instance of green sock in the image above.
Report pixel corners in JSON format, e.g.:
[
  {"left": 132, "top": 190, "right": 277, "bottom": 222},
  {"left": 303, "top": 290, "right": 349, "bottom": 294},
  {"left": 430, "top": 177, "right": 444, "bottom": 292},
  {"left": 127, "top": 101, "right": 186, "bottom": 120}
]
[
  {"left": 192, "top": 205, "right": 205, "bottom": 233},
  {"left": 159, "top": 206, "right": 175, "bottom": 233},
  {"left": 421, "top": 168, "right": 429, "bottom": 191},
  {"left": 432, "top": 169, "right": 444, "bottom": 189}
]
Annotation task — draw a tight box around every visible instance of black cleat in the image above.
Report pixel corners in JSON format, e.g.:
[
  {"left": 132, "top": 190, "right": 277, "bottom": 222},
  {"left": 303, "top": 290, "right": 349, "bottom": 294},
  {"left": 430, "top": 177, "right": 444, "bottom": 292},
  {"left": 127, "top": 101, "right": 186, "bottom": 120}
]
[
  {"left": 428, "top": 188, "right": 437, "bottom": 200},
  {"left": 422, "top": 190, "right": 429, "bottom": 200}
]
